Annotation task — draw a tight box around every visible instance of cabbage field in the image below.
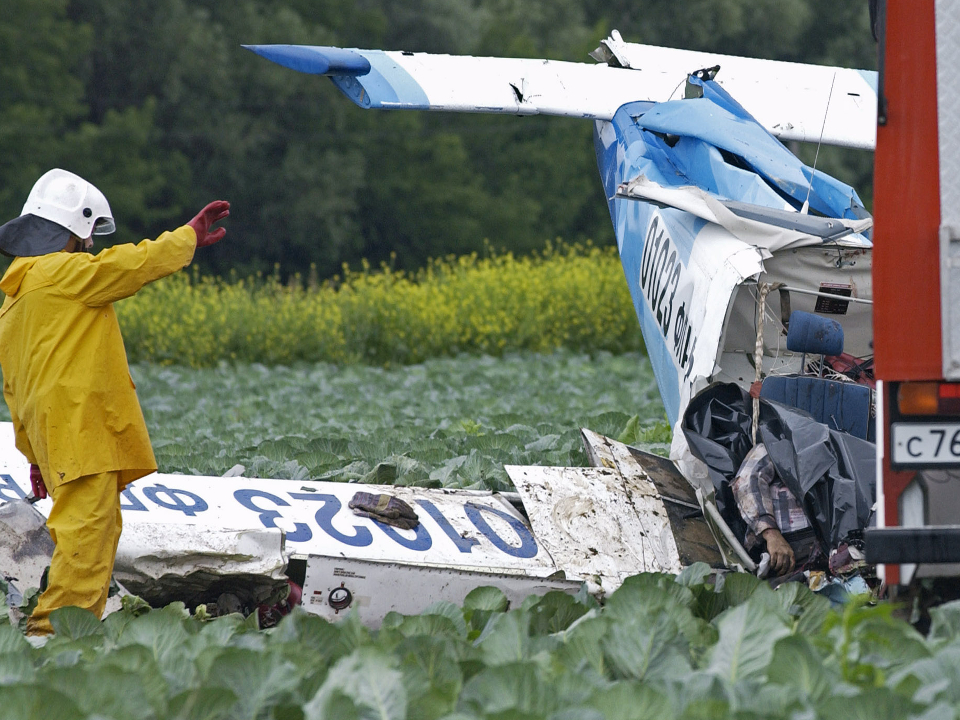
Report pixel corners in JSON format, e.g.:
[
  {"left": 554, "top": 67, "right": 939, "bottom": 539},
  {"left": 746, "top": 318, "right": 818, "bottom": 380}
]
[
  {"left": 3, "top": 566, "right": 960, "bottom": 719},
  {"left": 128, "top": 351, "right": 669, "bottom": 487}
]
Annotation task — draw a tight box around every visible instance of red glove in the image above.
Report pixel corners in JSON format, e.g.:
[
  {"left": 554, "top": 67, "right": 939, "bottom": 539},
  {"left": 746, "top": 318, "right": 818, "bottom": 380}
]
[
  {"left": 188, "top": 200, "right": 230, "bottom": 247},
  {"left": 29, "top": 464, "right": 47, "bottom": 500}
]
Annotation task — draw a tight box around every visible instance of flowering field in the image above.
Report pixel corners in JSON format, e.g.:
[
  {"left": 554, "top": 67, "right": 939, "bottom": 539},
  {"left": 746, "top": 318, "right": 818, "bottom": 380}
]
[{"left": 114, "top": 244, "right": 642, "bottom": 367}]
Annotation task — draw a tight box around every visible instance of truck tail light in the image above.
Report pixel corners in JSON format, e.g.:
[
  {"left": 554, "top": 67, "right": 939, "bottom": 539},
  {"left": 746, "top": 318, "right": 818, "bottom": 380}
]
[{"left": 898, "top": 382, "right": 960, "bottom": 415}]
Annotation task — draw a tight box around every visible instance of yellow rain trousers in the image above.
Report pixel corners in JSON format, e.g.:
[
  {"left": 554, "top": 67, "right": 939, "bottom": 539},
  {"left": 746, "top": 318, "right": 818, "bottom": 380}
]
[
  {"left": 0, "top": 226, "right": 197, "bottom": 635},
  {"left": 26, "top": 471, "right": 122, "bottom": 636}
]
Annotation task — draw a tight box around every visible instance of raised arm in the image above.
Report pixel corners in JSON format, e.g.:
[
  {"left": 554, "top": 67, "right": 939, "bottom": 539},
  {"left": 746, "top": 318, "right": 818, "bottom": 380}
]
[{"left": 39, "top": 201, "right": 229, "bottom": 307}]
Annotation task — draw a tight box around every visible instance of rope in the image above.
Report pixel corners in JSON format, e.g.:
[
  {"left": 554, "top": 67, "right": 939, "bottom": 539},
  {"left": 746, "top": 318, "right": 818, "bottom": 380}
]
[{"left": 752, "top": 283, "right": 772, "bottom": 445}]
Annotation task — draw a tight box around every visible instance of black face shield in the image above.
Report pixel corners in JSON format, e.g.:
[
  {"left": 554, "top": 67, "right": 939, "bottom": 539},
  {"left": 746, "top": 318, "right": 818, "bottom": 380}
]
[{"left": 0, "top": 214, "right": 72, "bottom": 258}]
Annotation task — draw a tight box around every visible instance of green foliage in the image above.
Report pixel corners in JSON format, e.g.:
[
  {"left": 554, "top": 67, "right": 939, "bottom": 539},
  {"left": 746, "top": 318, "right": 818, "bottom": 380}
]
[
  {"left": 5, "top": 569, "right": 960, "bottom": 718},
  {"left": 0, "top": 0, "right": 90, "bottom": 213},
  {"left": 48, "top": 607, "right": 103, "bottom": 641},
  {"left": 0, "top": 350, "right": 659, "bottom": 487},
  {"left": 113, "top": 244, "right": 643, "bottom": 367},
  {"left": 121, "top": 351, "right": 659, "bottom": 488},
  {"left": 616, "top": 415, "right": 672, "bottom": 454}
]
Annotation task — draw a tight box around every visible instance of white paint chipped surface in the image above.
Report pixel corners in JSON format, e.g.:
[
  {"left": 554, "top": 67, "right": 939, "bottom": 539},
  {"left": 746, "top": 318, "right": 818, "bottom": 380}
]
[
  {"left": 507, "top": 436, "right": 682, "bottom": 595},
  {"left": 374, "top": 37, "right": 877, "bottom": 148},
  {"left": 0, "top": 423, "right": 561, "bottom": 576},
  {"left": 114, "top": 525, "right": 287, "bottom": 586},
  {"left": 319, "top": 37, "right": 876, "bottom": 149}
]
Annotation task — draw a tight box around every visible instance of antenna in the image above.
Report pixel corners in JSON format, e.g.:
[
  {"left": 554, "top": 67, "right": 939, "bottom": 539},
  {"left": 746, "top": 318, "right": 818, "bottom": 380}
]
[{"left": 801, "top": 72, "right": 837, "bottom": 215}]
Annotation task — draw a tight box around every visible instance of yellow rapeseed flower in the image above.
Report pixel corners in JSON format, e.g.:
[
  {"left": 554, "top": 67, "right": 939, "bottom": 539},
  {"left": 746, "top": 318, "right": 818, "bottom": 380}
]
[{"left": 114, "top": 243, "right": 643, "bottom": 366}]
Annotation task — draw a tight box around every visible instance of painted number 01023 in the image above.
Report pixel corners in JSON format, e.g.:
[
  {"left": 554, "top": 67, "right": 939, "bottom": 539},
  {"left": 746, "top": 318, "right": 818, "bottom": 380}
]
[{"left": 639, "top": 214, "right": 695, "bottom": 376}]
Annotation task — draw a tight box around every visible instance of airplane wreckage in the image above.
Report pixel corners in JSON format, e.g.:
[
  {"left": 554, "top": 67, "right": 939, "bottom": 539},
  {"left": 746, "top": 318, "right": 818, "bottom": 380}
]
[{"left": 1, "top": 33, "right": 880, "bottom": 625}]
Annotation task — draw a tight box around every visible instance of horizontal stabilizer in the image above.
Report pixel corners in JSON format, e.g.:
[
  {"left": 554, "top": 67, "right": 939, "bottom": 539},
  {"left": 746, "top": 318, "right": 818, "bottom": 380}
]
[
  {"left": 244, "top": 45, "right": 372, "bottom": 76},
  {"left": 245, "top": 35, "right": 878, "bottom": 150}
]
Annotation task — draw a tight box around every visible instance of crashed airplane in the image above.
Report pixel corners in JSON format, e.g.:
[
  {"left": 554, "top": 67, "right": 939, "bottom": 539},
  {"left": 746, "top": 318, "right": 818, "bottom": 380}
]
[{"left": 1, "top": 33, "right": 880, "bottom": 624}]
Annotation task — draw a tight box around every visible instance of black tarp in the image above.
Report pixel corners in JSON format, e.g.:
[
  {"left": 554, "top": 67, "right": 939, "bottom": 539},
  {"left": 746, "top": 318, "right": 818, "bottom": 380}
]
[{"left": 681, "top": 383, "right": 875, "bottom": 553}]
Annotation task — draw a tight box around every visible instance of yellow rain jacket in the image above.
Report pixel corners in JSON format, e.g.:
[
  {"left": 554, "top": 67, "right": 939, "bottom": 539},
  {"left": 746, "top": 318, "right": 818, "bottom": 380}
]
[{"left": 0, "top": 226, "right": 196, "bottom": 492}]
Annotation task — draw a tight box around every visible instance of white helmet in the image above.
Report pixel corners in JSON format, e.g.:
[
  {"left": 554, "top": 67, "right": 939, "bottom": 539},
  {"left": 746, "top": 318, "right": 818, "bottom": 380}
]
[{"left": 21, "top": 169, "right": 116, "bottom": 238}]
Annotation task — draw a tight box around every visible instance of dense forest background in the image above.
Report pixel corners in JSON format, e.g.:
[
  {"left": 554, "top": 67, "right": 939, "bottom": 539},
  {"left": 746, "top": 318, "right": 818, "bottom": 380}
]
[{"left": 2, "top": 0, "right": 876, "bottom": 279}]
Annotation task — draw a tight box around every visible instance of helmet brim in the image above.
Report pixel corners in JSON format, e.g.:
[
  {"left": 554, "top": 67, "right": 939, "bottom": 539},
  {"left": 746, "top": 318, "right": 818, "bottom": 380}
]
[
  {"left": 93, "top": 217, "right": 116, "bottom": 235},
  {"left": 0, "top": 214, "right": 72, "bottom": 257}
]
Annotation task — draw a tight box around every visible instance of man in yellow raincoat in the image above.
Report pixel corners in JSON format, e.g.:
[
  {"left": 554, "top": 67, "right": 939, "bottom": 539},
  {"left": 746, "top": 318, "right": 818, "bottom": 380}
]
[{"left": 0, "top": 169, "right": 229, "bottom": 635}]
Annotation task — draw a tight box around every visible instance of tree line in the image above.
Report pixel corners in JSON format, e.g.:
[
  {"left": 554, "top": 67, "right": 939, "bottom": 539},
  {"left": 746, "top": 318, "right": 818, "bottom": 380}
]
[{"left": 2, "top": 0, "right": 876, "bottom": 279}]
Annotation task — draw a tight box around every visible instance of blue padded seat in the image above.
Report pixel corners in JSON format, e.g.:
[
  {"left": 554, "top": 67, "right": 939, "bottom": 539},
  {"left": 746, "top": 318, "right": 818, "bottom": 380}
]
[
  {"left": 786, "top": 310, "right": 844, "bottom": 357},
  {"left": 760, "top": 376, "right": 873, "bottom": 440}
]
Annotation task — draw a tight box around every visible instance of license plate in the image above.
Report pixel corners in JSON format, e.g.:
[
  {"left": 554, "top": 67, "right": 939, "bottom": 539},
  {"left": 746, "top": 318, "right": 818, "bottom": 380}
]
[{"left": 892, "top": 423, "right": 960, "bottom": 465}]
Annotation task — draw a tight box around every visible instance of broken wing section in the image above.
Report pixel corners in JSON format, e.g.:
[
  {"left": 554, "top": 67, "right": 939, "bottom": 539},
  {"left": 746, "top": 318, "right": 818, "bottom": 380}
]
[
  {"left": 244, "top": 34, "right": 877, "bottom": 150},
  {"left": 617, "top": 178, "right": 873, "bottom": 252},
  {"left": 595, "top": 31, "right": 878, "bottom": 150},
  {"left": 244, "top": 43, "right": 647, "bottom": 118}
]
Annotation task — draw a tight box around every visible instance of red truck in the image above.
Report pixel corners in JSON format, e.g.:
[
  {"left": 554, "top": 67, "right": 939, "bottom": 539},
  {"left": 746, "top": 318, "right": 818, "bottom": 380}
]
[{"left": 866, "top": 0, "right": 960, "bottom": 590}]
